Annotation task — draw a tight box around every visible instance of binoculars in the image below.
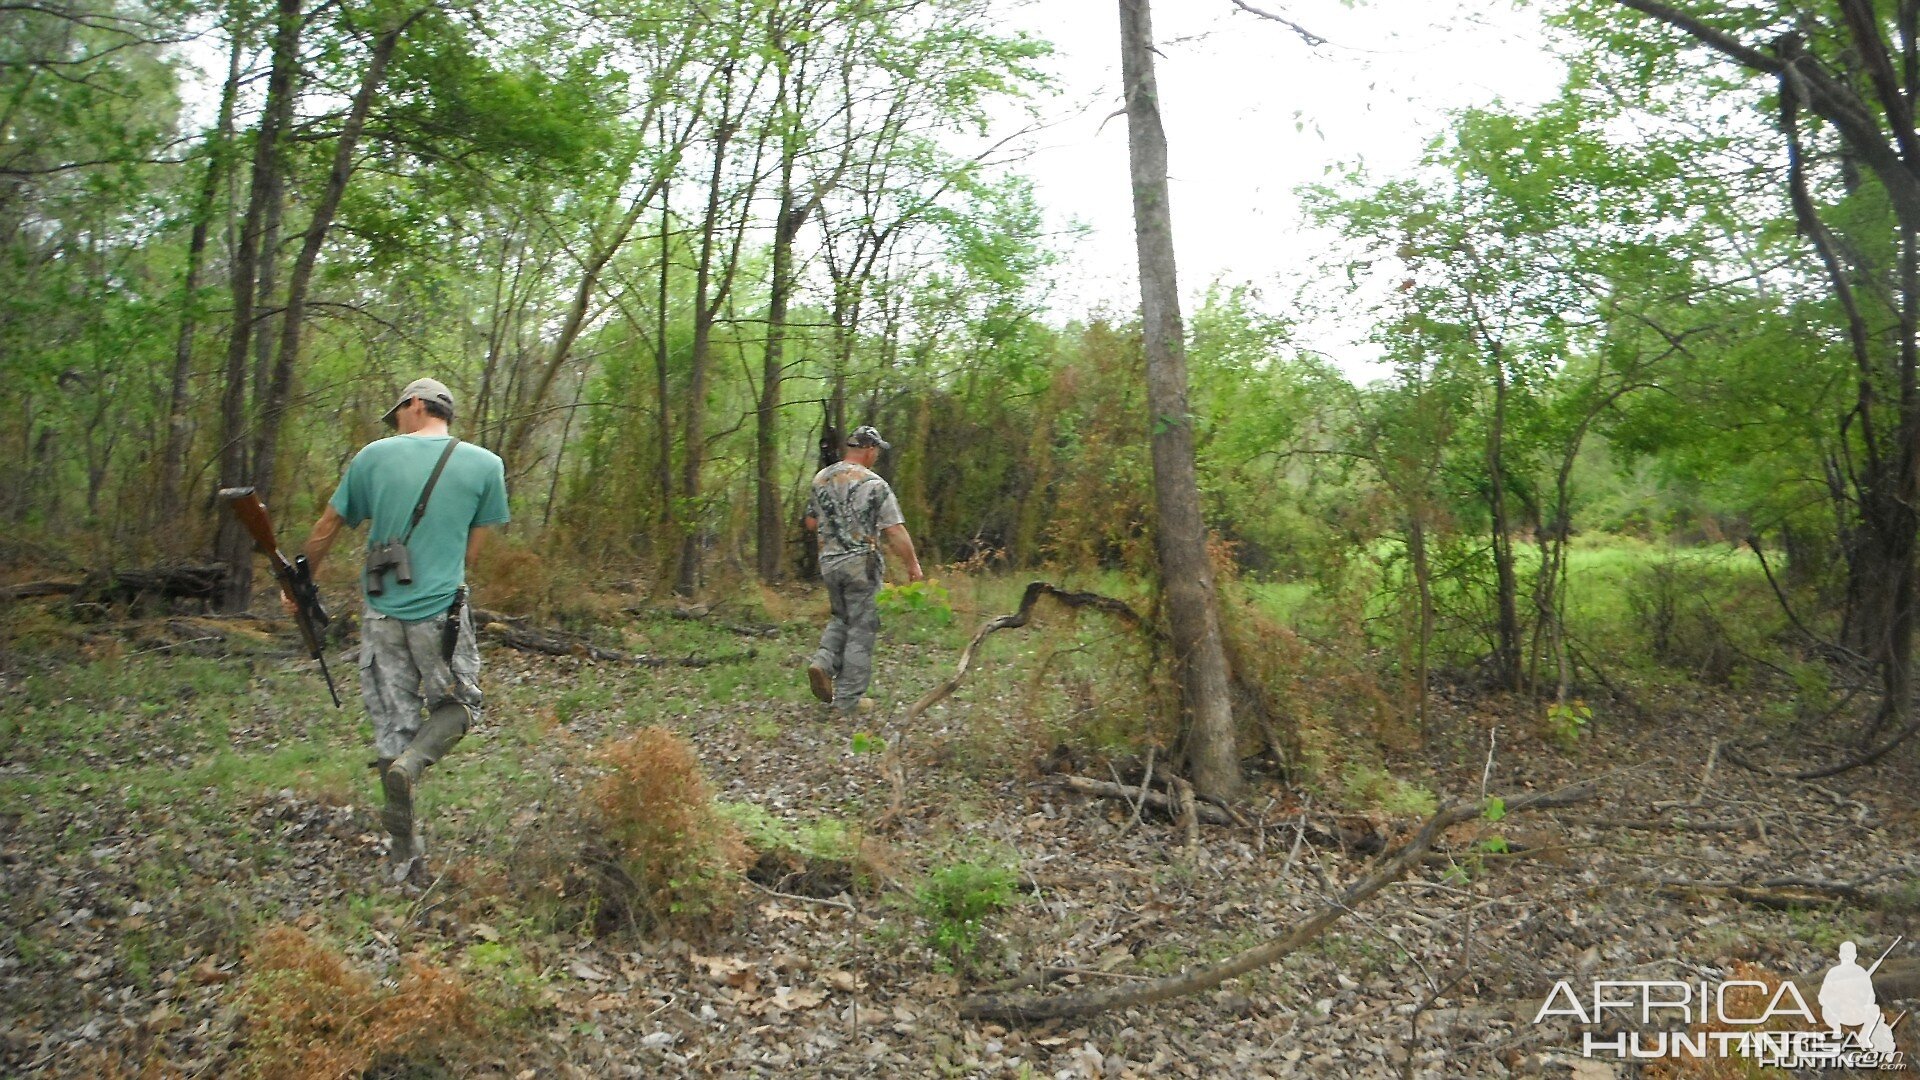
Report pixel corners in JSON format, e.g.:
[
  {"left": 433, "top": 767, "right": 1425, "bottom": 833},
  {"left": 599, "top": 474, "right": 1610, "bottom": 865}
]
[{"left": 364, "top": 541, "right": 413, "bottom": 595}]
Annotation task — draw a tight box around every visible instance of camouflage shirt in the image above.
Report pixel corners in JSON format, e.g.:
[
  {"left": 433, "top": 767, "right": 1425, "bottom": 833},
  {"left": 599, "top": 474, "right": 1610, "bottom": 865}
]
[{"left": 808, "top": 462, "right": 904, "bottom": 571}]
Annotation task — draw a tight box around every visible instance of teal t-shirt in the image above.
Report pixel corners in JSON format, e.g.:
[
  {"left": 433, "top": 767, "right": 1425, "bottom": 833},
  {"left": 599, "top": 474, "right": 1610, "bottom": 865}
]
[{"left": 329, "top": 434, "right": 510, "bottom": 621}]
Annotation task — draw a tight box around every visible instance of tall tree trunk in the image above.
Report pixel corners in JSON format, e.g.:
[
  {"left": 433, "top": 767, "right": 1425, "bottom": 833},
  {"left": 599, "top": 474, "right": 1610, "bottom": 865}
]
[
  {"left": 159, "top": 21, "right": 243, "bottom": 535},
  {"left": 249, "top": 186, "right": 281, "bottom": 435},
  {"left": 214, "top": 0, "right": 301, "bottom": 612},
  {"left": 1118, "top": 0, "right": 1240, "bottom": 800},
  {"left": 676, "top": 110, "right": 737, "bottom": 598},
  {"left": 654, "top": 188, "right": 675, "bottom": 557},
  {"left": 757, "top": 139, "right": 804, "bottom": 583},
  {"left": 252, "top": 12, "right": 416, "bottom": 502}
]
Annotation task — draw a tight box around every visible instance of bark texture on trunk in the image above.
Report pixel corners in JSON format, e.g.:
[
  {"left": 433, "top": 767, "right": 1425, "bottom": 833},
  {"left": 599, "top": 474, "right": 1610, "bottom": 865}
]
[
  {"left": 160, "top": 24, "right": 243, "bottom": 535},
  {"left": 1118, "top": 0, "right": 1240, "bottom": 800},
  {"left": 252, "top": 12, "right": 415, "bottom": 503},
  {"left": 213, "top": 0, "right": 301, "bottom": 612}
]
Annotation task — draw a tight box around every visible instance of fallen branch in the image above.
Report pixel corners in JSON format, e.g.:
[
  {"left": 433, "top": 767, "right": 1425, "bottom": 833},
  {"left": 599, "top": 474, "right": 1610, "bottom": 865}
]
[
  {"left": 1421, "top": 842, "right": 1571, "bottom": 869},
  {"left": 0, "top": 581, "right": 82, "bottom": 602},
  {"left": 1653, "top": 866, "right": 1916, "bottom": 910},
  {"left": 1581, "top": 815, "right": 1763, "bottom": 836},
  {"left": 1040, "top": 774, "right": 1235, "bottom": 825},
  {"left": 1723, "top": 735, "right": 1920, "bottom": 781},
  {"left": 903, "top": 582, "right": 1144, "bottom": 723},
  {"left": 878, "top": 582, "right": 1148, "bottom": 828},
  {"left": 958, "top": 784, "right": 1597, "bottom": 1022}
]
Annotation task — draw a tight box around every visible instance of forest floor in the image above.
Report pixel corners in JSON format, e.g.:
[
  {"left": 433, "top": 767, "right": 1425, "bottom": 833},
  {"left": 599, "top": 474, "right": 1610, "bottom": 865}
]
[{"left": 3, "top": 574, "right": 1919, "bottom": 1078}]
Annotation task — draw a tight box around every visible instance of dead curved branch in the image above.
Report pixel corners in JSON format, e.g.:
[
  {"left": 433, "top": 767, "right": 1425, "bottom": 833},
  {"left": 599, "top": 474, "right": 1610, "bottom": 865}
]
[{"left": 957, "top": 784, "right": 1597, "bottom": 1022}]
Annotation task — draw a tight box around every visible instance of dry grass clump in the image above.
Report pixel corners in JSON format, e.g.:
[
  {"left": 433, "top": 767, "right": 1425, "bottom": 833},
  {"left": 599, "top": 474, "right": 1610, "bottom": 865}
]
[
  {"left": 234, "top": 925, "right": 485, "bottom": 1080},
  {"left": 587, "top": 726, "right": 745, "bottom": 932},
  {"left": 1639, "top": 962, "right": 1809, "bottom": 1080}
]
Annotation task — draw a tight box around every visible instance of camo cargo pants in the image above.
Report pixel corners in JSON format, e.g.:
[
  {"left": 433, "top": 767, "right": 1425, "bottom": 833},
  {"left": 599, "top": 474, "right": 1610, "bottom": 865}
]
[
  {"left": 812, "top": 554, "right": 881, "bottom": 713},
  {"left": 359, "top": 604, "right": 483, "bottom": 759}
]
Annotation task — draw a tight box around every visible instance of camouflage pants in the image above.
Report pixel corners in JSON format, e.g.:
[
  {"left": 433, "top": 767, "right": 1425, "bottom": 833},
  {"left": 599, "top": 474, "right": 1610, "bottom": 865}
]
[
  {"left": 359, "top": 603, "right": 483, "bottom": 760},
  {"left": 812, "top": 555, "right": 881, "bottom": 712}
]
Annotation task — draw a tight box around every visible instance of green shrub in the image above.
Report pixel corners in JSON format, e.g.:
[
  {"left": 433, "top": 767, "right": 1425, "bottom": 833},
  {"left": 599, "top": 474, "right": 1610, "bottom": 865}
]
[
  {"left": 917, "top": 861, "right": 1017, "bottom": 971},
  {"left": 877, "top": 579, "right": 953, "bottom": 627}
]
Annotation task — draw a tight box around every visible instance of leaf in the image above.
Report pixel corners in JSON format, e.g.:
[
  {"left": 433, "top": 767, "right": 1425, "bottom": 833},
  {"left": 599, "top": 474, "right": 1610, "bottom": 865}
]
[{"left": 1482, "top": 797, "right": 1506, "bottom": 823}]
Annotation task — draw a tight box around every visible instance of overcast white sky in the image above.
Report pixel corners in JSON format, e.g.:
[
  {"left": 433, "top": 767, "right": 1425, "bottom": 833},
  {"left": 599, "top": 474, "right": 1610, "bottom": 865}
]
[{"left": 985, "top": 0, "right": 1568, "bottom": 376}]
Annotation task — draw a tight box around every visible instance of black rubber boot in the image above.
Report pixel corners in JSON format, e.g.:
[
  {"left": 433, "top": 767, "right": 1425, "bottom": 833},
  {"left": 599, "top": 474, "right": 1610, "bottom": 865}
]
[{"left": 382, "top": 703, "right": 468, "bottom": 883}]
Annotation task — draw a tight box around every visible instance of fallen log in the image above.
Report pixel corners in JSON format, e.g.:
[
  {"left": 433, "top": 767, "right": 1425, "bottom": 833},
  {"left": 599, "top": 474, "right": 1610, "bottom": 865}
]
[
  {"left": 58, "top": 564, "right": 228, "bottom": 615},
  {"left": 0, "top": 581, "right": 82, "bottom": 602},
  {"left": 957, "top": 783, "right": 1597, "bottom": 1022}
]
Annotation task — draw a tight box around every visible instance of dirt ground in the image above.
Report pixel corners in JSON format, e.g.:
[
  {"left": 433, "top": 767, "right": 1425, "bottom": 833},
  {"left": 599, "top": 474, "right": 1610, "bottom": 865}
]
[{"left": 3, "top": 591, "right": 1918, "bottom": 1078}]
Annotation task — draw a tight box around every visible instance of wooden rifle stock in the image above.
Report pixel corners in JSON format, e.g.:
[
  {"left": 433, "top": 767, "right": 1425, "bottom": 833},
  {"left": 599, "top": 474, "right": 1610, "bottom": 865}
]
[{"left": 219, "top": 487, "right": 342, "bottom": 708}]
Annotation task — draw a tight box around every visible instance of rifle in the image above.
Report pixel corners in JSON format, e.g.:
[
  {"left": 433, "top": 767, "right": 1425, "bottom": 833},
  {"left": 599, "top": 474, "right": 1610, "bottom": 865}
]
[{"left": 219, "top": 487, "right": 342, "bottom": 708}]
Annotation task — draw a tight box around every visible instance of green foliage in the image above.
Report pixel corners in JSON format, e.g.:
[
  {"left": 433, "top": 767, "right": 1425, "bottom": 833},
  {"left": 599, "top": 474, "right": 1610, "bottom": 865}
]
[
  {"left": 877, "top": 579, "right": 952, "bottom": 627},
  {"left": 715, "top": 801, "right": 857, "bottom": 863},
  {"left": 1544, "top": 700, "right": 1593, "bottom": 749},
  {"left": 916, "top": 861, "right": 1017, "bottom": 970},
  {"left": 1338, "top": 765, "right": 1438, "bottom": 818}
]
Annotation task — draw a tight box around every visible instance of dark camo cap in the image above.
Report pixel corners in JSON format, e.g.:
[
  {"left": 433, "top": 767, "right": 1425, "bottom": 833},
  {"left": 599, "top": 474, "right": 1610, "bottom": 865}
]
[
  {"left": 847, "top": 425, "right": 890, "bottom": 450},
  {"left": 381, "top": 378, "right": 456, "bottom": 428}
]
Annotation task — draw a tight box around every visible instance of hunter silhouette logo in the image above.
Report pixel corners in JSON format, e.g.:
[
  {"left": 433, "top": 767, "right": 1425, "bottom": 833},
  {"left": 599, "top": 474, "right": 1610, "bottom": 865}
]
[
  {"left": 1533, "top": 936, "right": 1908, "bottom": 1069},
  {"left": 1819, "top": 939, "right": 1902, "bottom": 1055}
]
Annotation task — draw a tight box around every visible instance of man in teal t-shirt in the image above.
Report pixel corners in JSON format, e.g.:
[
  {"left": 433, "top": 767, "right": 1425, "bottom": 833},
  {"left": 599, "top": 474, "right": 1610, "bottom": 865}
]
[{"left": 297, "top": 377, "right": 509, "bottom": 884}]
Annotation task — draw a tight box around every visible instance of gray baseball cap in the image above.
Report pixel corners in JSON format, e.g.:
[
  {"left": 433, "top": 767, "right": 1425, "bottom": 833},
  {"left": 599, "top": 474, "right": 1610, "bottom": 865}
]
[
  {"left": 847, "top": 424, "right": 890, "bottom": 450},
  {"left": 382, "top": 378, "right": 455, "bottom": 428}
]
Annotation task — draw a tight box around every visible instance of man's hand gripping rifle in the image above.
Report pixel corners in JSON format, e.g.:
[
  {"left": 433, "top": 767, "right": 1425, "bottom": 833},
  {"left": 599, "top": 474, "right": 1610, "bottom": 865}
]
[{"left": 219, "top": 487, "right": 342, "bottom": 707}]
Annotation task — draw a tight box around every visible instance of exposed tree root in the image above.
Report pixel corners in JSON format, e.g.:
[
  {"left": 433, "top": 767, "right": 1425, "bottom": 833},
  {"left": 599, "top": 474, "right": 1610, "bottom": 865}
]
[{"left": 957, "top": 784, "right": 1596, "bottom": 1022}]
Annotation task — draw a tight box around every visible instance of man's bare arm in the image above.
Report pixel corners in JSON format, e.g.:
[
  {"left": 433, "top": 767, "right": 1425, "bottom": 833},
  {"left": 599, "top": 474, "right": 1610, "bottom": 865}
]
[
  {"left": 467, "top": 525, "right": 491, "bottom": 568},
  {"left": 881, "top": 523, "right": 924, "bottom": 582},
  {"left": 301, "top": 505, "right": 348, "bottom": 569}
]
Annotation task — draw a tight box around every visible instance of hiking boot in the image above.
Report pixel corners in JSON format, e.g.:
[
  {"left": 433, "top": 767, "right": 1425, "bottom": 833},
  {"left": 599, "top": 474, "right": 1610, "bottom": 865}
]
[
  {"left": 806, "top": 662, "right": 834, "bottom": 703},
  {"left": 838, "top": 697, "right": 876, "bottom": 718}
]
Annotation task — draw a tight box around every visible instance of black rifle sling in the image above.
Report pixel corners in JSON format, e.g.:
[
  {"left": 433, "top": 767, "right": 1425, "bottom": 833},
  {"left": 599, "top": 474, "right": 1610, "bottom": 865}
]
[{"left": 400, "top": 438, "right": 461, "bottom": 547}]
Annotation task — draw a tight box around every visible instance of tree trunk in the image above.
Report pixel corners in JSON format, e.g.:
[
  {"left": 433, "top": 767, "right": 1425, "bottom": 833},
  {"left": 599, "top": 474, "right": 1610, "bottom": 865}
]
[
  {"left": 1485, "top": 347, "right": 1522, "bottom": 692},
  {"left": 757, "top": 137, "right": 804, "bottom": 583},
  {"left": 252, "top": 11, "right": 415, "bottom": 503},
  {"left": 654, "top": 185, "right": 675, "bottom": 559},
  {"left": 1407, "top": 513, "right": 1434, "bottom": 738},
  {"left": 676, "top": 106, "right": 738, "bottom": 598},
  {"left": 159, "top": 21, "right": 243, "bottom": 534},
  {"left": 213, "top": 0, "right": 301, "bottom": 612},
  {"left": 1118, "top": 0, "right": 1240, "bottom": 800}
]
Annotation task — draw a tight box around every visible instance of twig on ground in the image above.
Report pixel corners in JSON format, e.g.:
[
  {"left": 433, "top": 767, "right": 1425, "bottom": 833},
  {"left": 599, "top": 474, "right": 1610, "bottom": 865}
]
[
  {"left": 746, "top": 878, "right": 856, "bottom": 914},
  {"left": 1120, "top": 746, "right": 1155, "bottom": 838},
  {"left": 957, "top": 783, "right": 1598, "bottom": 1022},
  {"left": 1654, "top": 739, "right": 1719, "bottom": 810}
]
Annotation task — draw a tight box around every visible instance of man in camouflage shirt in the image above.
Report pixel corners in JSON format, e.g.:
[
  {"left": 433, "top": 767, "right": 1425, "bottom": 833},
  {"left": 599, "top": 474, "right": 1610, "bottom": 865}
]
[{"left": 804, "top": 425, "right": 924, "bottom": 716}]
